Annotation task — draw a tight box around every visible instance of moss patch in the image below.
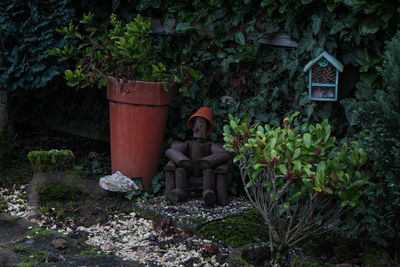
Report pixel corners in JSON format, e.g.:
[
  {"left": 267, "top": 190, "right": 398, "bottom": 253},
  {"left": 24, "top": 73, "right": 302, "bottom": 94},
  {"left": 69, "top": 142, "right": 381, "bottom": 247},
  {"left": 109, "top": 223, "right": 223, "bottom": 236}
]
[
  {"left": 39, "top": 181, "right": 88, "bottom": 202},
  {"left": 200, "top": 208, "right": 269, "bottom": 248},
  {"left": 17, "top": 263, "right": 35, "bottom": 267},
  {"left": 28, "top": 150, "right": 74, "bottom": 172},
  {"left": 79, "top": 247, "right": 99, "bottom": 256},
  {"left": 26, "top": 227, "right": 53, "bottom": 237},
  {"left": 0, "top": 198, "right": 7, "bottom": 212}
]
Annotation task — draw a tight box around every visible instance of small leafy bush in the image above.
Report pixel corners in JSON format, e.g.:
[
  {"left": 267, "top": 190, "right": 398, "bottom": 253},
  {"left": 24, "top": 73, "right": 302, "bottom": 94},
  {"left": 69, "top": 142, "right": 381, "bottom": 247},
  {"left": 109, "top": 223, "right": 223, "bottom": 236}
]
[
  {"left": 28, "top": 150, "right": 74, "bottom": 172},
  {"left": 224, "top": 112, "right": 369, "bottom": 263},
  {"left": 74, "top": 151, "right": 111, "bottom": 176},
  {"left": 49, "top": 13, "right": 169, "bottom": 89},
  {"left": 124, "top": 171, "right": 165, "bottom": 201}
]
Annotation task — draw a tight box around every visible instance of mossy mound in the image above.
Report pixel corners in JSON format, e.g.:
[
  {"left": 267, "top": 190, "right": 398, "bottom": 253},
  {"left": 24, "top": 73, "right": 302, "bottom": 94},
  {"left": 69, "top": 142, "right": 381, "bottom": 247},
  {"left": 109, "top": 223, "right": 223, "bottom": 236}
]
[
  {"left": 200, "top": 208, "right": 269, "bottom": 248},
  {"left": 39, "top": 181, "right": 88, "bottom": 202},
  {"left": 28, "top": 150, "right": 74, "bottom": 172}
]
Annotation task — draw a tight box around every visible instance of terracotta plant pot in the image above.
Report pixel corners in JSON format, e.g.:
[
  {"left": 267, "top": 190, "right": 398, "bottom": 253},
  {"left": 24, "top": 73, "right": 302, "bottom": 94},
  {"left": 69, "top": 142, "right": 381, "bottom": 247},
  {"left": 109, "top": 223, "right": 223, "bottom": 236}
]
[{"left": 107, "top": 76, "right": 174, "bottom": 190}]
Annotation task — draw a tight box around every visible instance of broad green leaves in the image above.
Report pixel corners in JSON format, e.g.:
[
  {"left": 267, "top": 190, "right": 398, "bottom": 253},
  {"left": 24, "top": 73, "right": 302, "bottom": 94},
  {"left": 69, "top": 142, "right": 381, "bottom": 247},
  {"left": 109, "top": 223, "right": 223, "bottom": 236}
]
[
  {"left": 234, "top": 32, "right": 246, "bottom": 46},
  {"left": 303, "top": 133, "right": 311, "bottom": 148},
  {"left": 359, "top": 16, "right": 381, "bottom": 35},
  {"left": 175, "top": 23, "right": 197, "bottom": 33},
  {"left": 224, "top": 112, "right": 369, "bottom": 204},
  {"left": 311, "top": 15, "right": 321, "bottom": 35},
  {"left": 49, "top": 12, "right": 207, "bottom": 91}
]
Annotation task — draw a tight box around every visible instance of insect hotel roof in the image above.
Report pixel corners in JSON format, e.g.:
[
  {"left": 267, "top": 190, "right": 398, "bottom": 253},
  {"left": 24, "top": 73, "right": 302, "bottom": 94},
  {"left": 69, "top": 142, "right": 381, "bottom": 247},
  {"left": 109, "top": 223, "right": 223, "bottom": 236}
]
[{"left": 303, "top": 51, "right": 344, "bottom": 73}]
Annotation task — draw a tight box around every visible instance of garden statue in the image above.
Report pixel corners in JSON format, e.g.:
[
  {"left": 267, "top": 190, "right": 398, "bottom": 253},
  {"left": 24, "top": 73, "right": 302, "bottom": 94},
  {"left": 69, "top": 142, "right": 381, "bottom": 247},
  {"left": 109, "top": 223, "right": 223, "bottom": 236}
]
[{"left": 164, "top": 107, "right": 233, "bottom": 206}]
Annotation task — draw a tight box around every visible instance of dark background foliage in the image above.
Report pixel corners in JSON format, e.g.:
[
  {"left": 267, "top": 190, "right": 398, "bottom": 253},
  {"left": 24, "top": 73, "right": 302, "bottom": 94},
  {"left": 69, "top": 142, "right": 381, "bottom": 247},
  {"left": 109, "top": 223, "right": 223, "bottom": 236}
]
[
  {"left": 1, "top": 0, "right": 400, "bottom": 250},
  {"left": 343, "top": 34, "right": 400, "bottom": 250},
  {"left": 0, "top": 0, "right": 75, "bottom": 127}
]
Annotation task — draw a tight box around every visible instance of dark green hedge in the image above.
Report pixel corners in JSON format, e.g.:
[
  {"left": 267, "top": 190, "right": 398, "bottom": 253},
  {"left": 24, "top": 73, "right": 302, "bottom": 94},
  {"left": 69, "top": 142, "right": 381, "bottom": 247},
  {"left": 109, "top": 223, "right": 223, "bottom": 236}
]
[{"left": 342, "top": 33, "right": 400, "bottom": 248}]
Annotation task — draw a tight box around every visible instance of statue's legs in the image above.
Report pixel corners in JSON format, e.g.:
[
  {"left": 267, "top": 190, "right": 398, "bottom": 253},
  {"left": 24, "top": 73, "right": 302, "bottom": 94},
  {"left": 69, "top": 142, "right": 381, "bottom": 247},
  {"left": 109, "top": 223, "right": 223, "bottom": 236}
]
[
  {"left": 216, "top": 173, "right": 229, "bottom": 206},
  {"left": 166, "top": 167, "right": 188, "bottom": 203},
  {"left": 202, "top": 168, "right": 216, "bottom": 205}
]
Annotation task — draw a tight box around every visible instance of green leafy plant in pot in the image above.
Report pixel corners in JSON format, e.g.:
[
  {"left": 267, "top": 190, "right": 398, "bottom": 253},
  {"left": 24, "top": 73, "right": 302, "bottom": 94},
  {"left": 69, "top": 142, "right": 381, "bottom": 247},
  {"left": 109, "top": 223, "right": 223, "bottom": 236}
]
[
  {"left": 49, "top": 13, "right": 202, "bottom": 190},
  {"left": 223, "top": 112, "right": 370, "bottom": 265}
]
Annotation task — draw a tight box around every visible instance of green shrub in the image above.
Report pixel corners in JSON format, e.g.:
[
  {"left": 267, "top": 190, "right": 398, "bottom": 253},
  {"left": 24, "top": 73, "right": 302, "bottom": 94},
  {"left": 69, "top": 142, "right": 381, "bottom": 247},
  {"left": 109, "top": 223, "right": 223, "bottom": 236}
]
[
  {"left": 39, "top": 181, "right": 87, "bottom": 201},
  {"left": 342, "top": 32, "right": 400, "bottom": 247},
  {"left": 28, "top": 150, "right": 75, "bottom": 172},
  {"left": 224, "top": 112, "right": 369, "bottom": 263},
  {"left": 48, "top": 13, "right": 169, "bottom": 89}
]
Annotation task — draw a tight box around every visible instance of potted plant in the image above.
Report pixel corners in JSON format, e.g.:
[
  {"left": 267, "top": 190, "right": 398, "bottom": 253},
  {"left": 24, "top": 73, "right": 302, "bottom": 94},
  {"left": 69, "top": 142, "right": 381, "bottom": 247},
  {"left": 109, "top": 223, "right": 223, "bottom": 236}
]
[{"left": 49, "top": 13, "right": 201, "bottom": 190}]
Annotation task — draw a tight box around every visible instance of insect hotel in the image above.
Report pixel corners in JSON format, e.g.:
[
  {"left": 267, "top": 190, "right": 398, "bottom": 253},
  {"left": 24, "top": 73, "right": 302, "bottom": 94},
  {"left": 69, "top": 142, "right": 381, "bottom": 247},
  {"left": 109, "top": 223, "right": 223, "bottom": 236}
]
[{"left": 303, "top": 51, "right": 343, "bottom": 101}]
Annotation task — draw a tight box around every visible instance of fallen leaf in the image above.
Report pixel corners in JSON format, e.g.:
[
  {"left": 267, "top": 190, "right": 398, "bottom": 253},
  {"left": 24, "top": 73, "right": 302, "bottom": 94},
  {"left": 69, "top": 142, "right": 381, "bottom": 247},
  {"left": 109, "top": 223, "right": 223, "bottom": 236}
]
[
  {"left": 202, "top": 243, "right": 220, "bottom": 255},
  {"left": 154, "top": 217, "right": 171, "bottom": 233},
  {"left": 52, "top": 238, "right": 68, "bottom": 249}
]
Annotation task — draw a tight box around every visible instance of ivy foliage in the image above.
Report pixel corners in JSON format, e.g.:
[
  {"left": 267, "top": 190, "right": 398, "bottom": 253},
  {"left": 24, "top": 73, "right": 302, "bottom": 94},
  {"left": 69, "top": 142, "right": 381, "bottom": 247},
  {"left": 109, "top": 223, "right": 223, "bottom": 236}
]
[
  {"left": 5, "top": 0, "right": 397, "bottom": 137},
  {"left": 0, "top": 0, "right": 75, "bottom": 94},
  {"left": 130, "top": 0, "right": 400, "bottom": 142}
]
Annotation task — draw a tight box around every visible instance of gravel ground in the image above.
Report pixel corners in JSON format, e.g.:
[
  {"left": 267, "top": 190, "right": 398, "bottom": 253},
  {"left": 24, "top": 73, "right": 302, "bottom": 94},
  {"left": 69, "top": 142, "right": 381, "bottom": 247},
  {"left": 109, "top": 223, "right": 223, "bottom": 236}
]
[
  {"left": 0, "top": 185, "right": 251, "bottom": 266},
  {"left": 136, "top": 195, "right": 253, "bottom": 224}
]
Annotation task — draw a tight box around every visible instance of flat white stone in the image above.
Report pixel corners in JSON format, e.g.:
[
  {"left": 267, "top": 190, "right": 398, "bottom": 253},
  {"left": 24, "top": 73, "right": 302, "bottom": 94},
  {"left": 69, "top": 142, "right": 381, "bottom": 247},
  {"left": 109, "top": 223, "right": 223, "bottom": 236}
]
[{"left": 99, "top": 171, "right": 140, "bottom": 193}]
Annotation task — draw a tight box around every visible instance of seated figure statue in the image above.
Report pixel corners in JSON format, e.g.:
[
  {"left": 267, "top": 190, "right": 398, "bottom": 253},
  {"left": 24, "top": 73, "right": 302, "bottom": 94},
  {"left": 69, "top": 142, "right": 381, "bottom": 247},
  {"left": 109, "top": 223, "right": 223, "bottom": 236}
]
[{"left": 164, "top": 107, "right": 233, "bottom": 206}]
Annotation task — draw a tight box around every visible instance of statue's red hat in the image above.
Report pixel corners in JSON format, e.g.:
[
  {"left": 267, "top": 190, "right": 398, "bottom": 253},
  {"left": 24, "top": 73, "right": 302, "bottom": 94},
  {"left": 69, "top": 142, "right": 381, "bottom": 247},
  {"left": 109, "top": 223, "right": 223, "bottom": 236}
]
[{"left": 187, "top": 107, "right": 214, "bottom": 136}]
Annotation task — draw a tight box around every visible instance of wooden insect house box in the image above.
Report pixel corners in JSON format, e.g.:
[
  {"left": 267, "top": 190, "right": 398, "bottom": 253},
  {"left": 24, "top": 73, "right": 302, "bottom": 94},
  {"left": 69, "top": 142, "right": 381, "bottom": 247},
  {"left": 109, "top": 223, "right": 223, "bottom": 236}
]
[{"left": 303, "top": 51, "right": 343, "bottom": 101}]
